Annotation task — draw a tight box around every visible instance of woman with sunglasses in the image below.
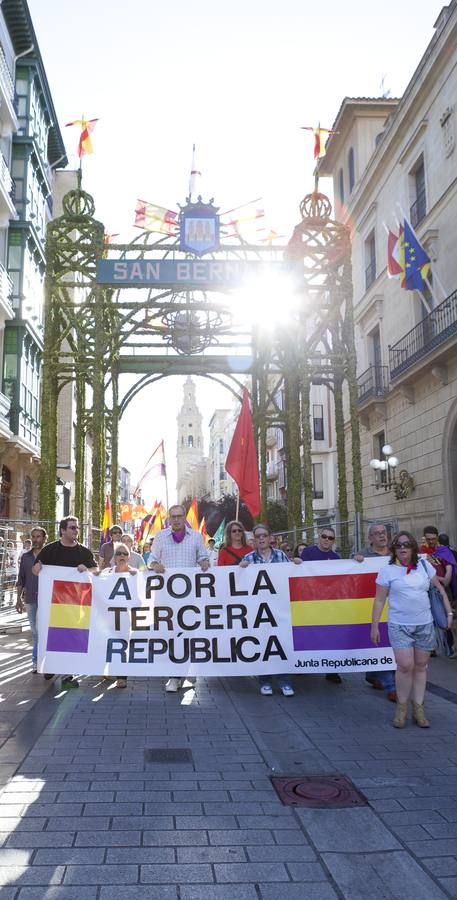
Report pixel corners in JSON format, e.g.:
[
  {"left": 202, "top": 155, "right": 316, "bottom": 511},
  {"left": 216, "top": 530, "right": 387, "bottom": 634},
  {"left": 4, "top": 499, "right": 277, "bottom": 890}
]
[
  {"left": 108, "top": 543, "right": 139, "bottom": 688},
  {"left": 217, "top": 521, "right": 252, "bottom": 566},
  {"left": 371, "top": 531, "right": 452, "bottom": 728}
]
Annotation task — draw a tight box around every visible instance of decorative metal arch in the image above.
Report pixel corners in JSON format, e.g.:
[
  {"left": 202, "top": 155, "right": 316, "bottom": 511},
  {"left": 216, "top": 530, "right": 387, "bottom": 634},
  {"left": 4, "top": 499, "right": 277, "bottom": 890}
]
[{"left": 41, "top": 179, "right": 362, "bottom": 551}]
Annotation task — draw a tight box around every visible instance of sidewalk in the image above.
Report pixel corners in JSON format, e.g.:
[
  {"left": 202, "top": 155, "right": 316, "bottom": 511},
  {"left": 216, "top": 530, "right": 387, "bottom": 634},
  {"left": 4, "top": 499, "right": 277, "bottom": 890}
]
[{"left": 1, "top": 612, "right": 457, "bottom": 899}]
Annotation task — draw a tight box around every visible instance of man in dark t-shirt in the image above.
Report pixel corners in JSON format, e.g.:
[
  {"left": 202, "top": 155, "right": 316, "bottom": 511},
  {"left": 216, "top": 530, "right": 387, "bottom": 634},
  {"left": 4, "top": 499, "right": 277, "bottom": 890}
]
[{"left": 33, "top": 515, "right": 98, "bottom": 686}]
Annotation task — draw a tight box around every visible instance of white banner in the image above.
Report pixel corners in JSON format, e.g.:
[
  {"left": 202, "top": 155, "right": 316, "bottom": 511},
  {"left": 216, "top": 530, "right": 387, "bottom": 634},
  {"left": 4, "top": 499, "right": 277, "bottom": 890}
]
[{"left": 37, "top": 560, "right": 395, "bottom": 676}]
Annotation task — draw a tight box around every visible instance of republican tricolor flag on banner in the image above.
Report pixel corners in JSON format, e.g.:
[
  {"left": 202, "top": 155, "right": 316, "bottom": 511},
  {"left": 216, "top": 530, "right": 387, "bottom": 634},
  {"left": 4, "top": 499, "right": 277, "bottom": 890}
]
[
  {"left": 289, "top": 572, "right": 388, "bottom": 650},
  {"left": 46, "top": 581, "right": 92, "bottom": 654}
]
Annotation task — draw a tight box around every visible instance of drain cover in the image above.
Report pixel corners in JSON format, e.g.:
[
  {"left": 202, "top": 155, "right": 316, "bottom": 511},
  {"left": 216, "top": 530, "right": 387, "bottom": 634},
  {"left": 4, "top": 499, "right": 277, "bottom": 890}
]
[
  {"left": 145, "top": 749, "right": 193, "bottom": 764},
  {"left": 271, "top": 774, "right": 367, "bottom": 808}
]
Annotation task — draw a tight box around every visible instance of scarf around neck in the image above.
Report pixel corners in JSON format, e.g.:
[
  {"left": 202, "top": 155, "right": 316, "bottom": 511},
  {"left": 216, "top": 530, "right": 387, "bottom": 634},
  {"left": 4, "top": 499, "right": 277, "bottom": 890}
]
[{"left": 171, "top": 527, "right": 186, "bottom": 544}]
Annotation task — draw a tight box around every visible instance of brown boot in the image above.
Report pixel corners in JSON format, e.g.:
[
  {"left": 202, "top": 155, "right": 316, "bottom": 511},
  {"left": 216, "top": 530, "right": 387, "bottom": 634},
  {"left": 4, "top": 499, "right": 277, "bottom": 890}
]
[
  {"left": 393, "top": 701, "right": 408, "bottom": 728},
  {"left": 412, "top": 702, "right": 430, "bottom": 728}
]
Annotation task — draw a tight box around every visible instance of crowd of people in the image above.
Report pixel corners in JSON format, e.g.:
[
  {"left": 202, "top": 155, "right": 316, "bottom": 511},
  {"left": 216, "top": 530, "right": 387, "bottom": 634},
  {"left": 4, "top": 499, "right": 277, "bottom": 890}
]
[{"left": 14, "top": 509, "right": 457, "bottom": 725}]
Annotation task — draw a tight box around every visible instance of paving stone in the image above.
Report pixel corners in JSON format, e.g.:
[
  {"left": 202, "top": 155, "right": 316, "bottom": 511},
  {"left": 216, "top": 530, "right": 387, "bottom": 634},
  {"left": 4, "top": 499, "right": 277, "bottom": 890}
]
[
  {"left": 214, "top": 862, "right": 289, "bottom": 882},
  {"left": 106, "top": 847, "right": 175, "bottom": 863},
  {"left": 180, "top": 888, "right": 257, "bottom": 900},
  {"left": 236, "top": 814, "right": 296, "bottom": 829},
  {"left": 208, "top": 829, "right": 276, "bottom": 846},
  {"left": 247, "top": 846, "right": 316, "bottom": 862},
  {"left": 45, "top": 817, "right": 110, "bottom": 831},
  {"left": 424, "top": 822, "right": 457, "bottom": 838},
  {"left": 6, "top": 832, "right": 75, "bottom": 848},
  {"left": 0, "top": 866, "right": 65, "bottom": 886},
  {"left": 175, "top": 816, "right": 238, "bottom": 830},
  {"left": 423, "top": 857, "right": 457, "bottom": 877},
  {"left": 180, "top": 889, "right": 258, "bottom": 900},
  {"left": 407, "top": 840, "right": 457, "bottom": 857},
  {"left": 438, "top": 878, "right": 457, "bottom": 896},
  {"left": 74, "top": 831, "right": 141, "bottom": 847},
  {"left": 380, "top": 810, "right": 446, "bottom": 826},
  {"left": 140, "top": 863, "right": 214, "bottom": 883},
  {"left": 259, "top": 886, "right": 338, "bottom": 900},
  {"left": 17, "top": 890, "right": 97, "bottom": 900},
  {"left": 322, "top": 850, "right": 449, "bottom": 899},
  {"left": 0, "top": 848, "right": 34, "bottom": 865},
  {"left": 111, "top": 816, "right": 174, "bottom": 830},
  {"left": 34, "top": 848, "right": 106, "bottom": 864},
  {"left": 295, "top": 807, "right": 402, "bottom": 852},
  {"left": 100, "top": 889, "right": 177, "bottom": 900},
  {"left": 177, "top": 846, "right": 246, "bottom": 863},
  {"left": 64, "top": 865, "right": 138, "bottom": 884},
  {"left": 83, "top": 802, "right": 143, "bottom": 816},
  {"left": 273, "top": 830, "right": 309, "bottom": 844},
  {"left": 143, "top": 830, "right": 208, "bottom": 846}
]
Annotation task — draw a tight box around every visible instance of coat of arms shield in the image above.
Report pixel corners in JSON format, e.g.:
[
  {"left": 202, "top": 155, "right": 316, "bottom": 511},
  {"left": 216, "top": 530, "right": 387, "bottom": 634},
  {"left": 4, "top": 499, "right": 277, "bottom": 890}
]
[{"left": 179, "top": 200, "right": 220, "bottom": 256}]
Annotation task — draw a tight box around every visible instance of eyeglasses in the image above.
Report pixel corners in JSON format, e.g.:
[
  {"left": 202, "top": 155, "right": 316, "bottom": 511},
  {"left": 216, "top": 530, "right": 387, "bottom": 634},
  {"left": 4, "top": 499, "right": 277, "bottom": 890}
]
[
  {"left": 255, "top": 533, "right": 269, "bottom": 538},
  {"left": 231, "top": 528, "right": 243, "bottom": 533},
  {"left": 395, "top": 541, "right": 413, "bottom": 549},
  {"left": 115, "top": 552, "right": 129, "bottom": 556},
  {"left": 111, "top": 530, "right": 122, "bottom": 535},
  {"left": 320, "top": 534, "right": 334, "bottom": 540}
]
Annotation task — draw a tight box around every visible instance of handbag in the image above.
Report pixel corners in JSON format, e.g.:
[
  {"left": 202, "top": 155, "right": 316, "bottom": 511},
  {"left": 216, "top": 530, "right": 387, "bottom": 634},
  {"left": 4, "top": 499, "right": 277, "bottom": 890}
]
[{"left": 420, "top": 559, "right": 448, "bottom": 629}]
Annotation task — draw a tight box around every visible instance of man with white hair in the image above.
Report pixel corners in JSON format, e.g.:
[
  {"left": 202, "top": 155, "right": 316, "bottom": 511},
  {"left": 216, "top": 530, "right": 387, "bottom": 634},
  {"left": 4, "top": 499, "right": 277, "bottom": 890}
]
[
  {"left": 148, "top": 504, "right": 209, "bottom": 692},
  {"left": 355, "top": 523, "right": 396, "bottom": 701}
]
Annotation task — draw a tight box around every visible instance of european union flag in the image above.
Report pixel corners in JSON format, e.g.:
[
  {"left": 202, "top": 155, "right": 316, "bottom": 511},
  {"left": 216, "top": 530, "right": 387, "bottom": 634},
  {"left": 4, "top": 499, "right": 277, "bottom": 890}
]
[{"left": 402, "top": 218, "right": 430, "bottom": 291}]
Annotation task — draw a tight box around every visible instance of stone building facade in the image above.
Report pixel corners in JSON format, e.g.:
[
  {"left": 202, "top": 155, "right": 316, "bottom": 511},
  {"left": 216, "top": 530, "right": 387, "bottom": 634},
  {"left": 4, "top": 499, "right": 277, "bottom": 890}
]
[{"left": 320, "top": 3, "right": 457, "bottom": 541}]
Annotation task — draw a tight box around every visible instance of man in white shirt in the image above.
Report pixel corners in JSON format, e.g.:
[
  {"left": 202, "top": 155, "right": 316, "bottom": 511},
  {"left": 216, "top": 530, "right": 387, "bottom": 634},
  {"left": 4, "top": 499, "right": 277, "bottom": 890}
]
[{"left": 148, "top": 504, "right": 209, "bottom": 691}]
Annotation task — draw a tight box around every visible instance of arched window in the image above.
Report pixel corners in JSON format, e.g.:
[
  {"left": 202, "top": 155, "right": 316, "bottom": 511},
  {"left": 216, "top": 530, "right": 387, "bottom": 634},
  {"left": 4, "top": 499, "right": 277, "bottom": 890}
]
[
  {"left": 187, "top": 435, "right": 193, "bottom": 447},
  {"left": 338, "top": 168, "right": 344, "bottom": 203},
  {"left": 348, "top": 148, "right": 355, "bottom": 193}
]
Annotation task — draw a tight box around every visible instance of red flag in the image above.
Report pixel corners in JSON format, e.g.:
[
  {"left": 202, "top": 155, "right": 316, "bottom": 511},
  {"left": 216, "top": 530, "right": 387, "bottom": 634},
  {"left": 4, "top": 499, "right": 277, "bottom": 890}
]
[
  {"left": 225, "top": 388, "right": 261, "bottom": 517},
  {"left": 65, "top": 118, "right": 98, "bottom": 158}
]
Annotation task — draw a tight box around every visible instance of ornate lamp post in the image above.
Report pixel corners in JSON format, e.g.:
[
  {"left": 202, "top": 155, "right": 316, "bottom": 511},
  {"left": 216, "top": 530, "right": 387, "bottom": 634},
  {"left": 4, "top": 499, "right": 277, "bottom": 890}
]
[{"left": 369, "top": 444, "right": 415, "bottom": 500}]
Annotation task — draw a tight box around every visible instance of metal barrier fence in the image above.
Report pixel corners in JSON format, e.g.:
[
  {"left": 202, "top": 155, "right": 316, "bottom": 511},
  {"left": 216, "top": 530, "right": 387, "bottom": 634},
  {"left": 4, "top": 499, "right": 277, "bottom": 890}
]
[
  {"left": 273, "top": 513, "right": 401, "bottom": 558},
  {"left": 0, "top": 520, "right": 103, "bottom": 609}
]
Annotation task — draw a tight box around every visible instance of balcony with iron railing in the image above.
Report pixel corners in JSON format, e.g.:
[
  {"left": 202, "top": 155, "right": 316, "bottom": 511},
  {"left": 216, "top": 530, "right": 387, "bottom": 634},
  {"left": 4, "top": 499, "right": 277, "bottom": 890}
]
[
  {"left": 266, "top": 461, "right": 278, "bottom": 479},
  {"left": 389, "top": 288, "right": 457, "bottom": 380},
  {"left": 0, "top": 43, "right": 14, "bottom": 107},
  {"left": 410, "top": 188, "right": 426, "bottom": 229},
  {"left": 357, "top": 364, "right": 390, "bottom": 405}
]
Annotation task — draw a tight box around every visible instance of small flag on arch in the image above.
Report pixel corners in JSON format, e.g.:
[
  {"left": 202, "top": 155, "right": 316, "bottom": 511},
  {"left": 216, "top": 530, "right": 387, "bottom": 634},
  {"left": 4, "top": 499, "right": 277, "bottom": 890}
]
[{"left": 65, "top": 118, "right": 99, "bottom": 158}]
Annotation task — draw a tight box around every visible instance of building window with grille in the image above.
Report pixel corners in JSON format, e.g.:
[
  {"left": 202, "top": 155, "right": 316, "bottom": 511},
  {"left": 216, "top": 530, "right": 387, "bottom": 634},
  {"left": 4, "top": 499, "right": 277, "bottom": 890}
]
[
  {"left": 23, "top": 475, "right": 32, "bottom": 515},
  {"left": 312, "top": 463, "right": 324, "bottom": 499},
  {"left": 410, "top": 157, "right": 426, "bottom": 227},
  {"left": 187, "top": 435, "right": 193, "bottom": 447},
  {"left": 365, "top": 230, "right": 376, "bottom": 290},
  {"left": 374, "top": 430, "right": 387, "bottom": 485},
  {"left": 313, "top": 404, "right": 324, "bottom": 441}
]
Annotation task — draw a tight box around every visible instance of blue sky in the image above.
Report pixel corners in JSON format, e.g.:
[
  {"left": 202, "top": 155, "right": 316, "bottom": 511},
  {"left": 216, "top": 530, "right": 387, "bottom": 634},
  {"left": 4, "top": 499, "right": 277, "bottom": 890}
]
[{"left": 28, "top": 0, "right": 446, "bottom": 505}]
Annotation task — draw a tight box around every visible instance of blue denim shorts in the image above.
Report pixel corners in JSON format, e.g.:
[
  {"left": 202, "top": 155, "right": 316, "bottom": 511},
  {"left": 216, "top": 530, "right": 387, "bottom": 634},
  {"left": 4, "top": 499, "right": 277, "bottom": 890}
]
[{"left": 388, "top": 621, "right": 436, "bottom": 651}]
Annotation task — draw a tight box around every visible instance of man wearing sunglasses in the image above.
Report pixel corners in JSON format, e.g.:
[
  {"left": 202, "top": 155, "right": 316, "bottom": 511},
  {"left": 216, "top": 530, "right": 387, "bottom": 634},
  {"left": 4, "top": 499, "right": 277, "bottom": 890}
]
[
  {"left": 32, "top": 516, "right": 98, "bottom": 687},
  {"left": 300, "top": 527, "right": 343, "bottom": 683}
]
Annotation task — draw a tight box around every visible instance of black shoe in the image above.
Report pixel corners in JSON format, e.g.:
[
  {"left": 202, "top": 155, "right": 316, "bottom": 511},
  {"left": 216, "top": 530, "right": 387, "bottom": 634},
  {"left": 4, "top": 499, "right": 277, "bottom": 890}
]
[
  {"left": 325, "top": 673, "right": 342, "bottom": 684},
  {"left": 62, "top": 676, "right": 79, "bottom": 688},
  {"left": 44, "top": 673, "right": 54, "bottom": 680}
]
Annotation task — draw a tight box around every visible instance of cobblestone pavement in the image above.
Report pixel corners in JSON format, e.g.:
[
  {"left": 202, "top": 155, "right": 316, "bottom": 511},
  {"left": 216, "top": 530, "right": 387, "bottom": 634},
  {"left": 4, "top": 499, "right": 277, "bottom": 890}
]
[{"left": 1, "top": 622, "right": 457, "bottom": 899}]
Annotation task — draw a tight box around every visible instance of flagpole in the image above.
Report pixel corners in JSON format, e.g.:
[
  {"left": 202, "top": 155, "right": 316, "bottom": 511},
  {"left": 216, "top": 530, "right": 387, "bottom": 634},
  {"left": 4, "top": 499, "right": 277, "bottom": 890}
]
[
  {"left": 235, "top": 493, "right": 240, "bottom": 521},
  {"left": 163, "top": 440, "right": 169, "bottom": 511}
]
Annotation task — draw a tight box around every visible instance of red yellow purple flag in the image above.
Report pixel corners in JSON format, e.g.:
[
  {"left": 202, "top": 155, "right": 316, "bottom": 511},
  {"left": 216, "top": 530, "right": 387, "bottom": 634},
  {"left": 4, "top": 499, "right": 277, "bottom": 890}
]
[
  {"left": 186, "top": 498, "right": 199, "bottom": 531},
  {"left": 134, "top": 200, "right": 178, "bottom": 236},
  {"left": 65, "top": 118, "right": 99, "bottom": 158}
]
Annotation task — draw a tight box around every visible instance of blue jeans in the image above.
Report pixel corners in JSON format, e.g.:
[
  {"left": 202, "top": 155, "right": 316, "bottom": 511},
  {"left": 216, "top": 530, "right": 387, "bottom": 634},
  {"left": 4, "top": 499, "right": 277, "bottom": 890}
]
[
  {"left": 259, "top": 674, "right": 292, "bottom": 689},
  {"left": 25, "top": 603, "right": 38, "bottom": 665}
]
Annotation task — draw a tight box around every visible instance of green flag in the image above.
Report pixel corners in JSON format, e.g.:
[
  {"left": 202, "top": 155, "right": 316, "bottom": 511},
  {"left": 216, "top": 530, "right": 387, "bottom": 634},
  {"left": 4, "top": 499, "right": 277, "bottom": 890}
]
[{"left": 212, "top": 518, "right": 225, "bottom": 549}]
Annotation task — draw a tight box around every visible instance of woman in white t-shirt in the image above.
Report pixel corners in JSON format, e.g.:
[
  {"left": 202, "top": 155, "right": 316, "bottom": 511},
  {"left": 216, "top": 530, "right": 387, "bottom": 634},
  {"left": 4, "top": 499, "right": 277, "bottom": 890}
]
[{"left": 371, "top": 531, "right": 452, "bottom": 729}]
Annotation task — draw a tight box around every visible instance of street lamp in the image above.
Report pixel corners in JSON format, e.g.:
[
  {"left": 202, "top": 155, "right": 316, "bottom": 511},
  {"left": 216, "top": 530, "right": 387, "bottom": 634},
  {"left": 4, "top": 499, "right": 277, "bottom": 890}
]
[{"left": 369, "top": 444, "right": 414, "bottom": 499}]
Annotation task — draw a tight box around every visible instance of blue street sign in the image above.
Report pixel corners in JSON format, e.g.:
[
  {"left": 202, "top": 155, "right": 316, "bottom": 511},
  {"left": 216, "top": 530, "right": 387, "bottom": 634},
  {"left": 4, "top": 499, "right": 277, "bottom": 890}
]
[{"left": 97, "top": 259, "right": 301, "bottom": 288}]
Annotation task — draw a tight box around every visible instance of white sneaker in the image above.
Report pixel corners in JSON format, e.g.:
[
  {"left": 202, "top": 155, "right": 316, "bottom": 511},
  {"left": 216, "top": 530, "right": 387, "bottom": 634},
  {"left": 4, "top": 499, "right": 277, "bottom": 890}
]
[
  {"left": 165, "top": 678, "right": 182, "bottom": 692},
  {"left": 281, "top": 685, "right": 294, "bottom": 697},
  {"left": 260, "top": 684, "right": 273, "bottom": 695}
]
